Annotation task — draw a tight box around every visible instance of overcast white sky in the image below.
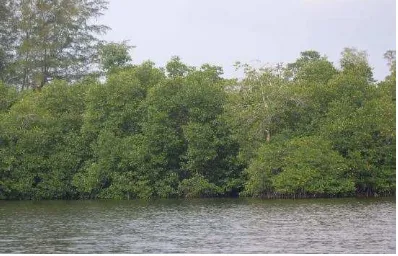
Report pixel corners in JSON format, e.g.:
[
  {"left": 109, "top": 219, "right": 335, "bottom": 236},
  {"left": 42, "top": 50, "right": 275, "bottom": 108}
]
[{"left": 99, "top": 0, "right": 396, "bottom": 81}]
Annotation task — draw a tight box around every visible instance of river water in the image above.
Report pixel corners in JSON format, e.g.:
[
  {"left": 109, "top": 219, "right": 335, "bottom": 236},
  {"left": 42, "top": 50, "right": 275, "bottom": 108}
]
[{"left": 0, "top": 197, "right": 395, "bottom": 253}]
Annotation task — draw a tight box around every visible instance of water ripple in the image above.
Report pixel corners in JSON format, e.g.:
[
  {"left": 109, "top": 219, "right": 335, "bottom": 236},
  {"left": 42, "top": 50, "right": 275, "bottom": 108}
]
[{"left": 0, "top": 198, "right": 395, "bottom": 253}]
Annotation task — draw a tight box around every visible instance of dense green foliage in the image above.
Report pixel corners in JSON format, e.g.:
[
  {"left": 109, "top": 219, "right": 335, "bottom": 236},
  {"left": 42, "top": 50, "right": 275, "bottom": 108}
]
[
  {"left": 0, "top": 48, "right": 395, "bottom": 199},
  {"left": 0, "top": 2, "right": 395, "bottom": 200}
]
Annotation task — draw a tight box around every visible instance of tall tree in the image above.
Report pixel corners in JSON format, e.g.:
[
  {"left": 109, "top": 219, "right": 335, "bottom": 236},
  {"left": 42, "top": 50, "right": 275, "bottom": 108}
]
[
  {"left": 8, "top": 0, "right": 109, "bottom": 90},
  {"left": 0, "top": 0, "right": 18, "bottom": 83}
]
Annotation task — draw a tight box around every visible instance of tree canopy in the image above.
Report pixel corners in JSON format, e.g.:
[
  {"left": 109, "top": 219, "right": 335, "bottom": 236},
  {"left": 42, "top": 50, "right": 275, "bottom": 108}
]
[
  {"left": 0, "top": 2, "right": 394, "bottom": 200},
  {"left": 0, "top": 0, "right": 109, "bottom": 90}
]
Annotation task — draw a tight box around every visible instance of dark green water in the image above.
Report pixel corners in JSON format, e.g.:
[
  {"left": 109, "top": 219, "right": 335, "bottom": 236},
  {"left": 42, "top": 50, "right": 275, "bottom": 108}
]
[{"left": 0, "top": 197, "right": 395, "bottom": 253}]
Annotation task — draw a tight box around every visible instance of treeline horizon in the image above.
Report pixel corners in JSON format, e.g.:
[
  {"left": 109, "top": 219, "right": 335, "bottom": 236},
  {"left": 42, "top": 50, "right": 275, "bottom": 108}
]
[{"left": 0, "top": 1, "right": 395, "bottom": 200}]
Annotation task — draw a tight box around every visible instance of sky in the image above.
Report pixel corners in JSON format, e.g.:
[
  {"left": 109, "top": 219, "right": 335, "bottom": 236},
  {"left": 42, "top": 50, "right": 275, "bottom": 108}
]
[{"left": 99, "top": 0, "right": 396, "bottom": 81}]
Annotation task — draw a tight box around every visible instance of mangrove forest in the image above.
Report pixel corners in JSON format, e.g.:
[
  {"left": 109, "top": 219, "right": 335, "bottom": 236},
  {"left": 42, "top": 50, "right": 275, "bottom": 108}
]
[{"left": 0, "top": 0, "right": 395, "bottom": 200}]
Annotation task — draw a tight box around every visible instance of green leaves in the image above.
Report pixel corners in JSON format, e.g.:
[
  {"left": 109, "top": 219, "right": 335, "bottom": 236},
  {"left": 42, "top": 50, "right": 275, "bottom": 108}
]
[
  {"left": 245, "top": 136, "right": 354, "bottom": 197},
  {"left": 99, "top": 42, "right": 133, "bottom": 72},
  {"left": 340, "top": 47, "right": 374, "bottom": 82},
  {"left": 166, "top": 56, "right": 194, "bottom": 78},
  {"left": 2, "top": 0, "right": 109, "bottom": 89},
  {"left": 178, "top": 175, "right": 222, "bottom": 198},
  {"left": 236, "top": 48, "right": 395, "bottom": 198},
  {"left": 0, "top": 48, "right": 394, "bottom": 199}
]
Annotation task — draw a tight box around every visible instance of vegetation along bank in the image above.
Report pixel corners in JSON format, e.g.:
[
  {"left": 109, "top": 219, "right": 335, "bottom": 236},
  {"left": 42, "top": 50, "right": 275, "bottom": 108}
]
[{"left": 0, "top": 1, "right": 395, "bottom": 199}]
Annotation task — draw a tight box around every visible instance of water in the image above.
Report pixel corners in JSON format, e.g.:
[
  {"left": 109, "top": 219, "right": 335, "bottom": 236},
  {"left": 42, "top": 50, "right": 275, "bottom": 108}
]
[{"left": 0, "top": 198, "right": 395, "bottom": 253}]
